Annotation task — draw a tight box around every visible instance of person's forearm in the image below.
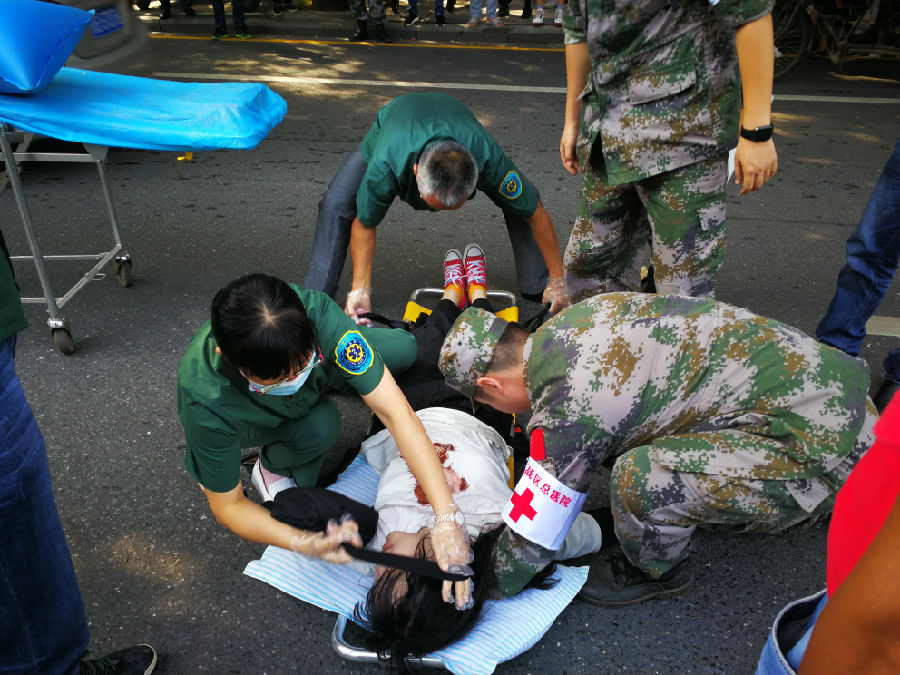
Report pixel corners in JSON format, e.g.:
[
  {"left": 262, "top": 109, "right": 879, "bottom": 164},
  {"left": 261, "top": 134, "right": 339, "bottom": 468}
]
[
  {"left": 735, "top": 14, "right": 774, "bottom": 129},
  {"left": 564, "top": 41, "right": 590, "bottom": 128},
  {"left": 203, "top": 485, "right": 304, "bottom": 550},
  {"left": 799, "top": 493, "right": 900, "bottom": 675},
  {"left": 349, "top": 217, "right": 376, "bottom": 291},
  {"left": 526, "top": 202, "right": 565, "bottom": 279},
  {"left": 362, "top": 375, "right": 455, "bottom": 512}
]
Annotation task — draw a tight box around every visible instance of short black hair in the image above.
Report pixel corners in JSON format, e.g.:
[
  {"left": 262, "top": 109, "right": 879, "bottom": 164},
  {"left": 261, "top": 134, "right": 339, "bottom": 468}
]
[
  {"left": 353, "top": 524, "right": 557, "bottom": 671},
  {"left": 210, "top": 273, "right": 316, "bottom": 380}
]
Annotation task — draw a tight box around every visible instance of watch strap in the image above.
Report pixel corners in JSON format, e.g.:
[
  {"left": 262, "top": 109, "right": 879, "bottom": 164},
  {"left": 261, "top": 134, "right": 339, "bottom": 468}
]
[{"left": 740, "top": 124, "right": 774, "bottom": 142}]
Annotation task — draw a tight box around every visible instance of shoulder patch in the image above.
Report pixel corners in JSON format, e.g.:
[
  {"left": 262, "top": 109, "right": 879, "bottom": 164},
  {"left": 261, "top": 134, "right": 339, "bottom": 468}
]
[
  {"left": 498, "top": 171, "right": 523, "bottom": 200},
  {"left": 335, "top": 331, "right": 374, "bottom": 375}
]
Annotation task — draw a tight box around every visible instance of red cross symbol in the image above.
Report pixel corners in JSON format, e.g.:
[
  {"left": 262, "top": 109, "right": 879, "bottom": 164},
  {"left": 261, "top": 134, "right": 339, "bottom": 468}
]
[{"left": 509, "top": 488, "right": 537, "bottom": 523}]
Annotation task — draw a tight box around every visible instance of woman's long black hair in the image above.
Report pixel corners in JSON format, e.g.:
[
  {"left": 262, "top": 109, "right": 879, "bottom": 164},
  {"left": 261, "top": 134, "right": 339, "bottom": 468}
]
[
  {"left": 353, "top": 524, "right": 557, "bottom": 672},
  {"left": 210, "top": 273, "right": 317, "bottom": 380}
]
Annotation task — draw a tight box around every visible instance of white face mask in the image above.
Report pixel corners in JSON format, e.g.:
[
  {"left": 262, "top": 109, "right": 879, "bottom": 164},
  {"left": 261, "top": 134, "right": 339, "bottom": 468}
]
[
  {"left": 247, "top": 367, "right": 311, "bottom": 396},
  {"left": 244, "top": 348, "right": 322, "bottom": 396}
]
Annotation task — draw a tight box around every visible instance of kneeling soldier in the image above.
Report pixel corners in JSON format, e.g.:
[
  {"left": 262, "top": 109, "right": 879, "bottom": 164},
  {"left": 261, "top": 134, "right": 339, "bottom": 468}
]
[{"left": 438, "top": 293, "right": 877, "bottom": 605}]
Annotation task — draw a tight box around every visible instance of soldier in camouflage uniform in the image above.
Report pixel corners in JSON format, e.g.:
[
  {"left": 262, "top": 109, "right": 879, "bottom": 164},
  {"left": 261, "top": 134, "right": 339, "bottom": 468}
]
[
  {"left": 438, "top": 293, "right": 877, "bottom": 605},
  {"left": 559, "top": 0, "right": 779, "bottom": 300}
]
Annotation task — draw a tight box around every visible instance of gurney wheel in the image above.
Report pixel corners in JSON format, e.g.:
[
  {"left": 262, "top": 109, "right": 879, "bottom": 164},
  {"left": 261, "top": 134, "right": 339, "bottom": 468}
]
[
  {"left": 52, "top": 328, "right": 75, "bottom": 355},
  {"left": 114, "top": 260, "right": 133, "bottom": 287}
]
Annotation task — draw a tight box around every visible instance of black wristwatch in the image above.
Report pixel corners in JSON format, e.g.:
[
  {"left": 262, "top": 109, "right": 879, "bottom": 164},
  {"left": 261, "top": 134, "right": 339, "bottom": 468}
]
[{"left": 740, "top": 124, "right": 774, "bottom": 142}]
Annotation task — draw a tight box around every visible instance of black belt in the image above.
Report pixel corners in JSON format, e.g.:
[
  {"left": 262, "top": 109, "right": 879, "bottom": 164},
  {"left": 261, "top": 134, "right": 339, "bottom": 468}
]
[{"left": 342, "top": 544, "right": 470, "bottom": 582}]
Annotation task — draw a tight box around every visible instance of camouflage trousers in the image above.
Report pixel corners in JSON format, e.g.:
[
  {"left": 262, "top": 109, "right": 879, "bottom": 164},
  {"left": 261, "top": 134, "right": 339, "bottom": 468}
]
[
  {"left": 563, "top": 154, "right": 728, "bottom": 303},
  {"left": 609, "top": 415, "right": 875, "bottom": 578},
  {"left": 349, "top": 0, "right": 385, "bottom": 22}
]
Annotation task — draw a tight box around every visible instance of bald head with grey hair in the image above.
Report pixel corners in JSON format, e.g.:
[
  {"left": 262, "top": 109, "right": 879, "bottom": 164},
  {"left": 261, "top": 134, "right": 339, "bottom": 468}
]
[{"left": 415, "top": 140, "right": 478, "bottom": 208}]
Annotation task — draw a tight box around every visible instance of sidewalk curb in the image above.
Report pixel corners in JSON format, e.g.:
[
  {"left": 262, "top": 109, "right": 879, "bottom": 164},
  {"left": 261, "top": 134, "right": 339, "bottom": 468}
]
[{"left": 138, "top": 9, "right": 567, "bottom": 45}]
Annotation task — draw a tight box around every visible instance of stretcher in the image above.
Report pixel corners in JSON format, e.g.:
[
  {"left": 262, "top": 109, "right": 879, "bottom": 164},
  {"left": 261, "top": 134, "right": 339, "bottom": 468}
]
[
  {"left": 244, "top": 454, "right": 589, "bottom": 675},
  {"left": 0, "top": 67, "right": 287, "bottom": 353}
]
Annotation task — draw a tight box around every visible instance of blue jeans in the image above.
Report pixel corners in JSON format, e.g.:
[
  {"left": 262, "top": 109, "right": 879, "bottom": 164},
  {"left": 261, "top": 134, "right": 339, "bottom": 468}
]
[
  {"left": 816, "top": 139, "right": 900, "bottom": 383},
  {"left": 211, "top": 0, "right": 245, "bottom": 27},
  {"left": 408, "top": 0, "right": 444, "bottom": 15},
  {"left": 304, "top": 146, "right": 549, "bottom": 299},
  {"left": 0, "top": 337, "right": 90, "bottom": 675},
  {"left": 469, "top": 0, "right": 498, "bottom": 16},
  {"left": 755, "top": 591, "right": 827, "bottom": 675}
]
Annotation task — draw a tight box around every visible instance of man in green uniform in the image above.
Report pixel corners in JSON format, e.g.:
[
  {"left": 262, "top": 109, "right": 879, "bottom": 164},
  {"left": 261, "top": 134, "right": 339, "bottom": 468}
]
[
  {"left": 177, "top": 274, "right": 474, "bottom": 607},
  {"left": 438, "top": 293, "right": 877, "bottom": 605},
  {"left": 559, "top": 0, "right": 779, "bottom": 300},
  {"left": 304, "top": 92, "right": 570, "bottom": 322}
]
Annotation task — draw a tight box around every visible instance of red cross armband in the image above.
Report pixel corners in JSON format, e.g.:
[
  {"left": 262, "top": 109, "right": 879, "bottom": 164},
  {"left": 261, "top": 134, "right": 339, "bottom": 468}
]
[{"left": 502, "top": 456, "right": 587, "bottom": 550}]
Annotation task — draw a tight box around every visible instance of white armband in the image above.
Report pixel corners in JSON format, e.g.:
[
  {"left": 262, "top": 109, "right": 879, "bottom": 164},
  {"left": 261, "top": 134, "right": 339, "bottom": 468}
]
[{"left": 501, "top": 457, "right": 587, "bottom": 550}]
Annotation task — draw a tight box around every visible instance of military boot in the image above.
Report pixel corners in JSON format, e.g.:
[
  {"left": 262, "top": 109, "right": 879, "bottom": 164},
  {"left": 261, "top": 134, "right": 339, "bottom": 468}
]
[
  {"left": 349, "top": 19, "right": 369, "bottom": 40},
  {"left": 578, "top": 550, "right": 694, "bottom": 606}
]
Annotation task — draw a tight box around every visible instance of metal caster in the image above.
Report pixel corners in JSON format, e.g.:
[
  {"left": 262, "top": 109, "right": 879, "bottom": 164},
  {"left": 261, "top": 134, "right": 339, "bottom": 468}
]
[
  {"left": 51, "top": 327, "right": 75, "bottom": 354},
  {"left": 48, "top": 317, "right": 75, "bottom": 355},
  {"left": 113, "top": 256, "right": 132, "bottom": 287}
]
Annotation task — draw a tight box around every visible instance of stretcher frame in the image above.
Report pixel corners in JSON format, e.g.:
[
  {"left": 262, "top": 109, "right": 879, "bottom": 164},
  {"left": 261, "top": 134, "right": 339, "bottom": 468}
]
[
  {"left": 0, "top": 122, "right": 132, "bottom": 354},
  {"left": 333, "top": 286, "right": 518, "bottom": 670}
]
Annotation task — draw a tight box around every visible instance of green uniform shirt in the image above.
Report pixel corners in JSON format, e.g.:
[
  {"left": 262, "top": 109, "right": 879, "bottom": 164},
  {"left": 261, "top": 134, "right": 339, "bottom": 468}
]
[
  {"left": 563, "top": 0, "right": 772, "bottom": 184},
  {"left": 0, "top": 229, "right": 28, "bottom": 344},
  {"left": 356, "top": 92, "right": 538, "bottom": 227},
  {"left": 177, "top": 285, "right": 386, "bottom": 493}
]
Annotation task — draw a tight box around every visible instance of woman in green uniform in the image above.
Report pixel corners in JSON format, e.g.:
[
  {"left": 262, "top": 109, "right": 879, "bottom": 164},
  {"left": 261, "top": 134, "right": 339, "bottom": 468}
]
[{"left": 177, "top": 273, "right": 473, "bottom": 607}]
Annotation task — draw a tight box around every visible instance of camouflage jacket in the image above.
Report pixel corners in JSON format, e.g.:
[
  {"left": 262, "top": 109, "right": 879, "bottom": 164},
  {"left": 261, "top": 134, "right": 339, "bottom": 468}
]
[
  {"left": 563, "top": 0, "right": 772, "bottom": 185},
  {"left": 494, "top": 292, "right": 872, "bottom": 596}
]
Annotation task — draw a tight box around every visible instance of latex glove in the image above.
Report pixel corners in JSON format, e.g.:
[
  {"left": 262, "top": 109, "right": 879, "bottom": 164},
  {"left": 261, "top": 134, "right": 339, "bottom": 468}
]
[
  {"left": 289, "top": 517, "right": 362, "bottom": 564},
  {"left": 431, "top": 505, "right": 475, "bottom": 611},
  {"left": 345, "top": 287, "right": 372, "bottom": 326},
  {"left": 542, "top": 276, "right": 571, "bottom": 315}
]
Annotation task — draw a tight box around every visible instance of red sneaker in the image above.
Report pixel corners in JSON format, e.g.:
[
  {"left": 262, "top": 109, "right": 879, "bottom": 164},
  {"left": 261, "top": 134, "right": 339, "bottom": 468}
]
[
  {"left": 463, "top": 243, "right": 486, "bottom": 303},
  {"left": 443, "top": 249, "right": 466, "bottom": 309}
]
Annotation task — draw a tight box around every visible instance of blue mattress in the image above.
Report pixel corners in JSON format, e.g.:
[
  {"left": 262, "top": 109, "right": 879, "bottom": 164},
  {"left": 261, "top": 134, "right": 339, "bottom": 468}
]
[{"left": 0, "top": 67, "right": 287, "bottom": 151}]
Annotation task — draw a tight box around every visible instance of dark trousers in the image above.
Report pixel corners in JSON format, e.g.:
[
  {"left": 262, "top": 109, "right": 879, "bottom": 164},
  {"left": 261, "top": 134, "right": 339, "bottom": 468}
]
[{"left": 0, "top": 337, "right": 90, "bottom": 675}]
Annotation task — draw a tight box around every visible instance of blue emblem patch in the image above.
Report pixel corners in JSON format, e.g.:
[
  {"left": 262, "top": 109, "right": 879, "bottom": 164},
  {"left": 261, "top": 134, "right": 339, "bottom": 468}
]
[
  {"left": 498, "top": 171, "right": 523, "bottom": 200},
  {"left": 335, "top": 331, "right": 374, "bottom": 375}
]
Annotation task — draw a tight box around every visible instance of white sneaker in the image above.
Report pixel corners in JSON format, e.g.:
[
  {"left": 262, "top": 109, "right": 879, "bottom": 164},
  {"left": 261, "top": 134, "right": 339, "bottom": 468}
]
[
  {"left": 532, "top": 6, "right": 543, "bottom": 24},
  {"left": 251, "top": 456, "right": 296, "bottom": 502},
  {"left": 553, "top": 5, "right": 563, "bottom": 25}
]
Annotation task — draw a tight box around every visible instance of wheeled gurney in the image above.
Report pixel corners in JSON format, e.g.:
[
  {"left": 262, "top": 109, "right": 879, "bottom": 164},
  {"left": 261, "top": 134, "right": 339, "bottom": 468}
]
[{"left": 0, "top": 67, "right": 286, "bottom": 353}]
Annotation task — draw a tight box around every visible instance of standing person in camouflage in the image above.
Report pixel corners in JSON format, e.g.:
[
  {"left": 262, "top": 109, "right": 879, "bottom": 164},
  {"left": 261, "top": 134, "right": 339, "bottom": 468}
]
[
  {"left": 559, "top": 0, "right": 779, "bottom": 300},
  {"left": 348, "top": 0, "right": 391, "bottom": 42},
  {"left": 438, "top": 293, "right": 877, "bottom": 605}
]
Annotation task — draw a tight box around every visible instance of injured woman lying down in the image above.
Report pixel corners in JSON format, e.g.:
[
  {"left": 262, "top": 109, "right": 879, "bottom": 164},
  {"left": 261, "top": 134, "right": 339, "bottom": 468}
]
[{"left": 352, "top": 405, "right": 603, "bottom": 664}]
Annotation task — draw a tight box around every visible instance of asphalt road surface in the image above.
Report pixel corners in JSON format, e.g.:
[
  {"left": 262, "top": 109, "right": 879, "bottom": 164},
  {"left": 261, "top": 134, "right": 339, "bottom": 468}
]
[{"left": 3, "top": 32, "right": 899, "bottom": 675}]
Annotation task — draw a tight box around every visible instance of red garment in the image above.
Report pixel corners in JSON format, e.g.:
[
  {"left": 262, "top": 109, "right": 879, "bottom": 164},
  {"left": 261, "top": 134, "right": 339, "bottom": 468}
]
[{"left": 826, "top": 393, "right": 900, "bottom": 596}]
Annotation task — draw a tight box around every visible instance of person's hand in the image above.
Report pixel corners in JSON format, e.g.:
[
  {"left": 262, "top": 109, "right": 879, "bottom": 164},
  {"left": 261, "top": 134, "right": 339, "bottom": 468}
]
[
  {"left": 289, "top": 517, "right": 362, "bottom": 564},
  {"left": 559, "top": 122, "right": 580, "bottom": 176},
  {"left": 734, "top": 137, "right": 777, "bottom": 195},
  {"left": 345, "top": 287, "right": 372, "bottom": 326},
  {"left": 542, "top": 276, "right": 571, "bottom": 315},
  {"left": 431, "top": 505, "right": 475, "bottom": 610}
]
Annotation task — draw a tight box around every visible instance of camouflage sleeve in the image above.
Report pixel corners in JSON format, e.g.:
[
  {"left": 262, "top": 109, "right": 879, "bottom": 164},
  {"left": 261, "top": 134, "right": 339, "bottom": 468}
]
[
  {"left": 562, "top": 0, "right": 586, "bottom": 44},
  {"left": 711, "top": 0, "right": 774, "bottom": 29},
  {"left": 493, "top": 421, "right": 608, "bottom": 596}
]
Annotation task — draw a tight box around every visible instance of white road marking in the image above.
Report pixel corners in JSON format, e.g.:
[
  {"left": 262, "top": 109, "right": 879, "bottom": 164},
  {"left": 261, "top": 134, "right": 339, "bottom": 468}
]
[{"left": 154, "top": 73, "right": 900, "bottom": 103}]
